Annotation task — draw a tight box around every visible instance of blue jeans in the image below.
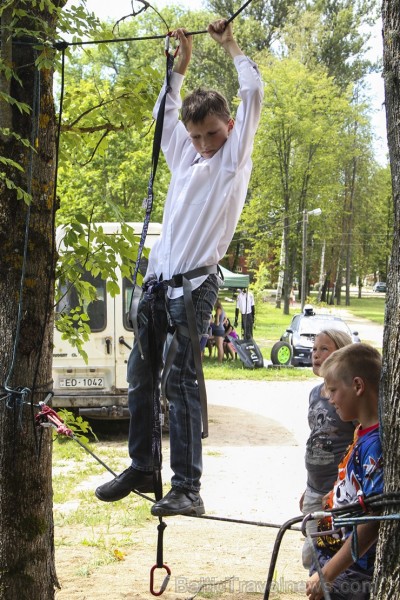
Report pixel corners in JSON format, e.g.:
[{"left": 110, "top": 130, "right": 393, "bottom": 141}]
[
  {"left": 126, "top": 275, "right": 218, "bottom": 492},
  {"left": 312, "top": 550, "right": 373, "bottom": 599}
]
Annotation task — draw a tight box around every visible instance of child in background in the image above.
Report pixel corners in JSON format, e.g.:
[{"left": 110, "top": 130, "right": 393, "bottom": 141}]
[
  {"left": 306, "top": 343, "right": 383, "bottom": 599},
  {"left": 300, "top": 329, "right": 355, "bottom": 569}
]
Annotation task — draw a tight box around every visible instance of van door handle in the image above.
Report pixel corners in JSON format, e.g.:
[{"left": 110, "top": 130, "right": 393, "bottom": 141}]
[
  {"left": 119, "top": 336, "right": 132, "bottom": 350},
  {"left": 105, "top": 337, "right": 112, "bottom": 354}
]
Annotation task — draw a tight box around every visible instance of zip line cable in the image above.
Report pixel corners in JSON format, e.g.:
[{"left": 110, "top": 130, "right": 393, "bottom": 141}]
[{"left": 52, "top": 0, "right": 255, "bottom": 48}]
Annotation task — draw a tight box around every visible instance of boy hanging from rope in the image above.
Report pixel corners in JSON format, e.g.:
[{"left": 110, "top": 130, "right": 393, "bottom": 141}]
[{"left": 95, "top": 19, "right": 263, "bottom": 516}]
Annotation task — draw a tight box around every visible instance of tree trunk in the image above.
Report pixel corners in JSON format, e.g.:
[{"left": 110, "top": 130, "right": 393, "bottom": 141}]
[
  {"left": 373, "top": 1, "right": 400, "bottom": 597},
  {"left": 0, "top": 4, "right": 60, "bottom": 598}
]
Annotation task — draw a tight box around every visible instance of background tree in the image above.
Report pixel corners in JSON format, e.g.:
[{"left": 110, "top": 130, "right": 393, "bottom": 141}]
[
  {"left": 373, "top": 0, "right": 400, "bottom": 596},
  {"left": 283, "top": 0, "right": 379, "bottom": 90},
  {"left": 240, "top": 53, "right": 353, "bottom": 313}
]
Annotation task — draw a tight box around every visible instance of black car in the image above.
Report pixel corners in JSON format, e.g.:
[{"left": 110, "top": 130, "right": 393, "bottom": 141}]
[{"left": 270, "top": 306, "right": 360, "bottom": 367}]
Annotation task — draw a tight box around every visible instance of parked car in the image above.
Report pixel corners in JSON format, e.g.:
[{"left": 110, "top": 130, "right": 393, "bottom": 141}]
[
  {"left": 373, "top": 281, "right": 386, "bottom": 293},
  {"left": 270, "top": 306, "right": 360, "bottom": 367}
]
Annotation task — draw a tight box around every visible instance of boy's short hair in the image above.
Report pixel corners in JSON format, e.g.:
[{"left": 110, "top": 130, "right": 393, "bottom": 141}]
[
  {"left": 317, "top": 328, "right": 352, "bottom": 350},
  {"left": 320, "top": 344, "right": 382, "bottom": 391},
  {"left": 182, "top": 87, "right": 231, "bottom": 125}
]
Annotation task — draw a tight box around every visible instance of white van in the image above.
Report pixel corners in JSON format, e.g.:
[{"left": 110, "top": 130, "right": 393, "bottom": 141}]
[{"left": 52, "top": 222, "right": 162, "bottom": 419}]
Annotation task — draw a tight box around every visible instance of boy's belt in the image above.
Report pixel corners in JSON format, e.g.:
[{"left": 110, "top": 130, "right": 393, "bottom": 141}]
[{"left": 163, "top": 264, "right": 219, "bottom": 288}]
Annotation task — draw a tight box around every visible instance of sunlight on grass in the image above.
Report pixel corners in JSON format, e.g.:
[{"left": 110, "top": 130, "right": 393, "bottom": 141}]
[
  {"left": 344, "top": 296, "right": 385, "bottom": 324},
  {"left": 202, "top": 357, "right": 315, "bottom": 381}
]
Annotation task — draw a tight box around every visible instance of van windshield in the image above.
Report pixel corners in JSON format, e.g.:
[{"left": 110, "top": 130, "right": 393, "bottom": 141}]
[{"left": 56, "top": 271, "right": 107, "bottom": 332}]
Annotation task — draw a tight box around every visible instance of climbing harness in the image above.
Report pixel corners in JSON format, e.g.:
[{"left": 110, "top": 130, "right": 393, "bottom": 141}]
[{"left": 160, "top": 264, "right": 221, "bottom": 439}]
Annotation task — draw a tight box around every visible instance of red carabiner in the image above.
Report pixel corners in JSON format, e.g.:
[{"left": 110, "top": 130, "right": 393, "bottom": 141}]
[{"left": 150, "top": 563, "right": 171, "bottom": 597}]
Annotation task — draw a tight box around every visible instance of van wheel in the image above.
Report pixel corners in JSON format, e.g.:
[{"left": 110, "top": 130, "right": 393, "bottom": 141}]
[{"left": 271, "top": 341, "right": 293, "bottom": 366}]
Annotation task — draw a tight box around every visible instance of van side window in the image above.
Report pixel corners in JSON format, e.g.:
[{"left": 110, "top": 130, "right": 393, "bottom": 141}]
[{"left": 56, "top": 271, "right": 107, "bottom": 332}]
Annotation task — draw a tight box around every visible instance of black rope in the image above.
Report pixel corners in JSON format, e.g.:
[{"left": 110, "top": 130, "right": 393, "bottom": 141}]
[
  {"left": 51, "top": 0, "right": 255, "bottom": 49},
  {"left": 3, "top": 61, "right": 39, "bottom": 391},
  {"left": 3, "top": 51, "right": 41, "bottom": 444}
]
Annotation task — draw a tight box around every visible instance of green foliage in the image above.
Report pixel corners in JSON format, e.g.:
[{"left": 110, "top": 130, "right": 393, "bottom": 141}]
[
  {"left": 54, "top": 409, "right": 98, "bottom": 445},
  {"left": 282, "top": 0, "right": 379, "bottom": 89},
  {"left": 0, "top": 0, "right": 101, "bottom": 206},
  {"left": 56, "top": 218, "right": 141, "bottom": 290},
  {"left": 241, "top": 54, "right": 352, "bottom": 296},
  {"left": 55, "top": 217, "right": 145, "bottom": 358},
  {"left": 55, "top": 307, "right": 91, "bottom": 363},
  {"left": 250, "top": 262, "right": 273, "bottom": 302}
]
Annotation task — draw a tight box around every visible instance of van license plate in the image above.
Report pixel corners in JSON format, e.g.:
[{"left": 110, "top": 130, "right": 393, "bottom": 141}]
[{"left": 59, "top": 377, "right": 104, "bottom": 388}]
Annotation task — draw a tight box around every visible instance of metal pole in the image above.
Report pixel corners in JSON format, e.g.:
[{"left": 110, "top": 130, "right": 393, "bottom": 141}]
[{"left": 301, "top": 209, "right": 308, "bottom": 311}]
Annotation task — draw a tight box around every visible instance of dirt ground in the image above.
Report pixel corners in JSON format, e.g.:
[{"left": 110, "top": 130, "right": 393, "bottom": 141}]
[{"left": 54, "top": 380, "right": 316, "bottom": 600}]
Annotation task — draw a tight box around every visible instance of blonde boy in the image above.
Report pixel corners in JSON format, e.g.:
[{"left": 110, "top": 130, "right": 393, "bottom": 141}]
[{"left": 306, "top": 344, "right": 383, "bottom": 600}]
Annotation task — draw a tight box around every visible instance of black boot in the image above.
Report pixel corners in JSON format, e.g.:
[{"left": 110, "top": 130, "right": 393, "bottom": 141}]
[
  {"left": 95, "top": 467, "right": 154, "bottom": 502},
  {"left": 151, "top": 487, "right": 205, "bottom": 516}
]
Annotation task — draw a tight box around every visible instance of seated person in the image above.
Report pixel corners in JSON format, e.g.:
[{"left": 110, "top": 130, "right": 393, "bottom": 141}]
[{"left": 223, "top": 317, "right": 238, "bottom": 360}]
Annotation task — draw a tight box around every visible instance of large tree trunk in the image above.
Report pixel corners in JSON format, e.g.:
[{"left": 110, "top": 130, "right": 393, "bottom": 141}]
[
  {"left": 373, "top": 1, "right": 400, "bottom": 597},
  {"left": 0, "top": 4, "right": 60, "bottom": 598}
]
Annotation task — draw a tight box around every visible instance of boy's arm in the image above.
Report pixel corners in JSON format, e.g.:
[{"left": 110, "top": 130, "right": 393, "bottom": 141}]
[
  {"left": 208, "top": 19, "right": 263, "bottom": 171},
  {"left": 306, "top": 522, "right": 380, "bottom": 600},
  {"left": 172, "top": 28, "right": 192, "bottom": 75},
  {"left": 152, "top": 28, "right": 193, "bottom": 169}
]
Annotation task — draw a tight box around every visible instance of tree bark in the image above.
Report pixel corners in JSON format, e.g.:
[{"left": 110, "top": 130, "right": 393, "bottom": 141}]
[
  {"left": 0, "top": 4, "right": 60, "bottom": 598},
  {"left": 373, "top": 1, "right": 400, "bottom": 597}
]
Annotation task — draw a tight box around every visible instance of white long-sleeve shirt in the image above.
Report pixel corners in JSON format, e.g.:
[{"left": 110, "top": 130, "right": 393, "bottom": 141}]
[
  {"left": 146, "top": 55, "right": 263, "bottom": 298},
  {"left": 236, "top": 289, "right": 255, "bottom": 314}
]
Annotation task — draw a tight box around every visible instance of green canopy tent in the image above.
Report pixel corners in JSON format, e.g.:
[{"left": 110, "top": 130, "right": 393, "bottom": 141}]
[{"left": 219, "top": 265, "right": 249, "bottom": 289}]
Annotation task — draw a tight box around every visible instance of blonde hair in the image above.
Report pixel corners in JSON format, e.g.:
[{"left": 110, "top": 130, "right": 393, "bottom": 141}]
[
  {"left": 320, "top": 344, "right": 382, "bottom": 392},
  {"left": 317, "top": 328, "right": 352, "bottom": 350}
]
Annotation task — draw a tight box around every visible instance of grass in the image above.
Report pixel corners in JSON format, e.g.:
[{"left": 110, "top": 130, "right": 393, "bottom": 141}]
[
  {"left": 202, "top": 355, "right": 316, "bottom": 381},
  {"left": 52, "top": 433, "right": 155, "bottom": 580},
  {"left": 339, "top": 295, "right": 386, "bottom": 324},
  {"left": 203, "top": 290, "right": 385, "bottom": 380}
]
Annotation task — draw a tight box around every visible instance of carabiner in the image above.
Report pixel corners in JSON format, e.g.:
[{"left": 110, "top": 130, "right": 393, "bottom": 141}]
[
  {"left": 164, "top": 33, "right": 171, "bottom": 55},
  {"left": 150, "top": 563, "right": 171, "bottom": 597},
  {"left": 164, "top": 32, "right": 180, "bottom": 58}
]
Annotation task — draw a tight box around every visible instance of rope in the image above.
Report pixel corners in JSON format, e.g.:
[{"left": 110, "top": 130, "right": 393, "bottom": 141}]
[
  {"left": 52, "top": 0, "right": 255, "bottom": 48},
  {"left": 3, "top": 56, "right": 39, "bottom": 391}
]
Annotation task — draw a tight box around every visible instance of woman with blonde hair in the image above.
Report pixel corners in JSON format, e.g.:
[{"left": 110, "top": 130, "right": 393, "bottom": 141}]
[{"left": 210, "top": 300, "right": 226, "bottom": 363}]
